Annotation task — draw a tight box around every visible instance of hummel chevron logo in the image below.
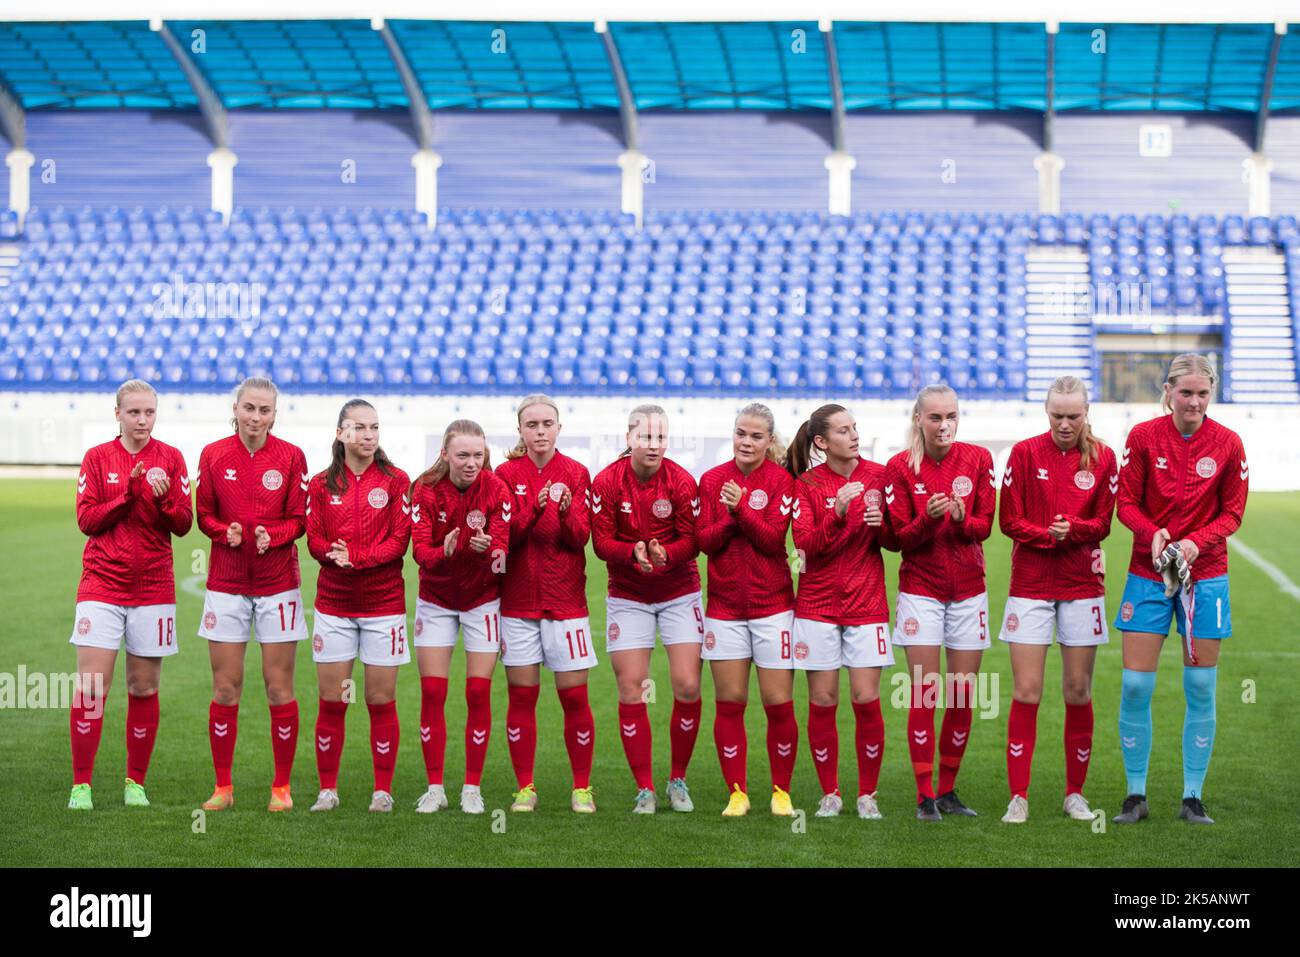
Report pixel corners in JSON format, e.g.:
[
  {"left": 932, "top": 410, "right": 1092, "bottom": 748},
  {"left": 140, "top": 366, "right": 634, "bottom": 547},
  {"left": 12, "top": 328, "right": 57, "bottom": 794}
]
[
  {"left": 107, "top": 472, "right": 119, "bottom": 484},
  {"left": 132, "top": 727, "right": 147, "bottom": 739},
  {"left": 471, "top": 729, "right": 487, "bottom": 745},
  {"left": 678, "top": 718, "right": 696, "bottom": 732},
  {"left": 76, "top": 721, "right": 91, "bottom": 735},
  {"left": 507, "top": 726, "right": 522, "bottom": 743},
  {"left": 213, "top": 722, "right": 229, "bottom": 737},
  {"left": 690, "top": 497, "right": 700, "bottom": 517},
  {"left": 824, "top": 497, "right": 836, "bottom": 509},
  {"left": 884, "top": 483, "right": 895, "bottom": 505},
  {"left": 988, "top": 467, "right": 996, "bottom": 487},
  {"left": 1240, "top": 460, "right": 1249, "bottom": 480},
  {"left": 620, "top": 501, "right": 632, "bottom": 514},
  {"left": 515, "top": 483, "right": 527, "bottom": 495},
  {"left": 1003, "top": 466, "right": 1013, "bottom": 488},
  {"left": 952, "top": 730, "right": 968, "bottom": 746},
  {"left": 317, "top": 735, "right": 332, "bottom": 750},
  {"left": 1037, "top": 468, "right": 1049, "bottom": 481},
  {"left": 776, "top": 742, "right": 792, "bottom": 757},
  {"left": 1194, "top": 734, "right": 1210, "bottom": 749},
  {"left": 1075, "top": 747, "right": 1091, "bottom": 762},
  {"left": 1156, "top": 456, "right": 1168, "bottom": 470},
  {"left": 722, "top": 745, "right": 739, "bottom": 759},
  {"left": 1109, "top": 475, "right": 1119, "bottom": 494},
  {"left": 590, "top": 493, "right": 602, "bottom": 515},
  {"left": 225, "top": 468, "right": 237, "bottom": 481},
  {"left": 300, "top": 471, "right": 309, "bottom": 492},
  {"left": 1009, "top": 742, "right": 1024, "bottom": 757},
  {"left": 77, "top": 473, "right": 87, "bottom": 495},
  {"left": 912, "top": 730, "right": 929, "bottom": 745},
  {"left": 276, "top": 725, "right": 292, "bottom": 741},
  {"left": 1121, "top": 735, "right": 1137, "bottom": 749},
  {"left": 501, "top": 502, "right": 513, "bottom": 523},
  {"left": 621, "top": 723, "right": 637, "bottom": 737},
  {"left": 180, "top": 475, "right": 190, "bottom": 494},
  {"left": 411, "top": 503, "right": 421, "bottom": 523},
  {"left": 813, "top": 747, "right": 829, "bottom": 763},
  {"left": 864, "top": 743, "right": 880, "bottom": 759},
  {"left": 576, "top": 730, "right": 592, "bottom": 746},
  {"left": 914, "top": 483, "right": 926, "bottom": 495},
  {"left": 1121, "top": 448, "right": 1131, "bottom": 468},
  {"left": 420, "top": 725, "right": 431, "bottom": 743},
  {"left": 375, "top": 740, "right": 391, "bottom": 755},
  {"left": 791, "top": 499, "right": 801, "bottom": 518}
]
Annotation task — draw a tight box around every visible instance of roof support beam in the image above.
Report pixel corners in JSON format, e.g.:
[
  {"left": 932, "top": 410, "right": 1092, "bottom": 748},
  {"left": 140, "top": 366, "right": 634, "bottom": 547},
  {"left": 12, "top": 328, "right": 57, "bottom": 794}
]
[
  {"left": 1255, "top": 21, "right": 1286, "bottom": 154},
  {"left": 0, "top": 79, "right": 25, "bottom": 150},
  {"left": 597, "top": 20, "right": 638, "bottom": 151},
  {"left": 822, "top": 19, "right": 847, "bottom": 152},
  {"left": 375, "top": 18, "right": 434, "bottom": 149},
  {"left": 153, "top": 20, "right": 229, "bottom": 149}
]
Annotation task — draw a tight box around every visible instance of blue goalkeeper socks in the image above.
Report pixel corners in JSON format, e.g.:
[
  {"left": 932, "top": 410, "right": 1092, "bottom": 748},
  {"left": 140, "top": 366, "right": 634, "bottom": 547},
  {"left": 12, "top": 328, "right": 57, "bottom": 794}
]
[
  {"left": 1182, "top": 666, "right": 1218, "bottom": 800},
  {"left": 1119, "top": 668, "right": 1156, "bottom": 795}
]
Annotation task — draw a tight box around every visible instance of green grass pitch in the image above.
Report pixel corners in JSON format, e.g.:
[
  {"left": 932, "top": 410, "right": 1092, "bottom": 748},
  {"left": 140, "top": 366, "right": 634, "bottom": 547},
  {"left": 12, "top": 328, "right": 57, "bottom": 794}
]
[{"left": 1, "top": 478, "right": 1297, "bottom": 867}]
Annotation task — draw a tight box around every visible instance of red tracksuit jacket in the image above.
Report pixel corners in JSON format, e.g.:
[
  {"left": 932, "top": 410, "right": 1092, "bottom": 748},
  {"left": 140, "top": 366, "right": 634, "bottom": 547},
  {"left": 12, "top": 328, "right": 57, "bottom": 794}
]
[
  {"left": 883, "top": 441, "right": 996, "bottom": 603},
  {"left": 196, "top": 432, "right": 308, "bottom": 596},
  {"left": 75, "top": 436, "right": 193, "bottom": 605},
  {"left": 999, "top": 432, "right": 1118, "bottom": 601},
  {"left": 495, "top": 451, "right": 591, "bottom": 620},
  {"left": 410, "top": 468, "right": 512, "bottom": 612}
]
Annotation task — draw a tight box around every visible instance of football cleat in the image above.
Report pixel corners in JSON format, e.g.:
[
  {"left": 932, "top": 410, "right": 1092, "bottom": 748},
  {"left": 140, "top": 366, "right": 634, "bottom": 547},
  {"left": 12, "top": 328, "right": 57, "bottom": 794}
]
[
  {"left": 368, "top": 790, "right": 394, "bottom": 813},
  {"left": 202, "top": 785, "right": 234, "bottom": 811},
  {"left": 916, "top": 796, "right": 943, "bottom": 822},
  {"left": 414, "top": 784, "right": 448, "bottom": 813},
  {"left": 721, "top": 785, "right": 750, "bottom": 817},
  {"left": 310, "top": 788, "right": 340, "bottom": 812},
  {"left": 460, "top": 785, "right": 485, "bottom": 815},
  {"left": 1112, "top": 793, "right": 1149, "bottom": 824},
  {"left": 124, "top": 778, "right": 150, "bottom": 808},
  {"left": 936, "top": 789, "right": 977, "bottom": 817},
  {"left": 666, "top": 777, "right": 694, "bottom": 813},
  {"left": 815, "top": 791, "right": 843, "bottom": 817},
  {"left": 267, "top": 786, "right": 292, "bottom": 813},
  {"left": 1001, "top": 795, "right": 1029, "bottom": 824},
  {"left": 511, "top": 783, "right": 538, "bottom": 813},
  {"left": 1179, "top": 797, "right": 1215, "bottom": 825},
  {"left": 856, "top": 792, "right": 883, "bottom": 820},
  {"left": 1063, "top": 792, "right": 1093, "bottom": 821},
  {"left": 571, "top": 787, "right": 596, "bottom": 814},
  {"left": 770, "top": 785, "right": 794, "bottom": 817},
  {"left": 67, "top": 783, "right": 93, "bottom": 811},
  {"left": 632, "top": 787, "right": 657, "bottom": 814}
]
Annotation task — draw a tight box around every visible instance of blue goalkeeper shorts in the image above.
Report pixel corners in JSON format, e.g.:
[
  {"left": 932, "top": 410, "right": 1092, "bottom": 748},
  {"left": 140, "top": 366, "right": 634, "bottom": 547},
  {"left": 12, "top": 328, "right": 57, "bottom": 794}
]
[{"left": 1114, "top": 573, "right": 1231, "bottom": 640}]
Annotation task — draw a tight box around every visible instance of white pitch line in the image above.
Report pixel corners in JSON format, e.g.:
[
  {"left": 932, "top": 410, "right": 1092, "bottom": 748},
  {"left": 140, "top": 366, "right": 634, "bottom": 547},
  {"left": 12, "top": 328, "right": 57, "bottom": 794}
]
[{"left": 1230, "top": 538, "right": 1300, "bottom": 603}]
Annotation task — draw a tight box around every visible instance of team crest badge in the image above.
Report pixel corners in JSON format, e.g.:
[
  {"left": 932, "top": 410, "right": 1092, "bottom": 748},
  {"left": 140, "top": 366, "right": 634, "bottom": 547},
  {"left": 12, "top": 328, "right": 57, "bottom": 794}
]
[
  {"left": 652, "top": 498, "right": 673, "bottom": 518},
  {"left": 146, "top": 466, "right": 167, "bottom": 484},
  {"left": 1006, "top": 614, "right": 1019, "bottom": 633},
  {"left": 903, "top": 617, "right": 920, "bottom": 637},
  {"left": 549, "top": 482, "right": 568, "bottom": 502},
  {"left": 952, "top": 475, "right": 973, "bottom": 497},
  {"left": 76, "top": 617, "right": 92, "bottom": 636},
  {"left": 793, "top": 642, "right": 810, "bottom": 661},
  {"left": 466, "top": 509, "right": 486, "bottom": 530},
  {"left": 748, "top": 489, "right": 768, "bottom": 510},
  {"left": 203, "top": 611, "right": 217, "bottom": 630},
  {"left": 1074, "top": 470, "right": 1095, "bottom": 490},
  {"left": 864, "top": 489, "right": 882, "bottom": 509},
  {"left": 704, "top": 631, "right": 716, "bottom": 650},
  {"left": 1196, "top": 457, "right": 1217, "bottom": 479},
  {"left": 1120, "top": 602, "right": 1134, "bottom": 623},
  {"left": 414, "top": 617, "right": 424, "bottom": 637},
  {"left": 312, "top": 634, "right": 324, "bottom": 653},
  {"left": 608, "top": 622, "right": 621, "bottom": 642},
  {"left": 368, "top": 488, "right": 389, "bottom": 509},
  {"left": 262, "top": 469, "right": 283, "bottom": 491}
]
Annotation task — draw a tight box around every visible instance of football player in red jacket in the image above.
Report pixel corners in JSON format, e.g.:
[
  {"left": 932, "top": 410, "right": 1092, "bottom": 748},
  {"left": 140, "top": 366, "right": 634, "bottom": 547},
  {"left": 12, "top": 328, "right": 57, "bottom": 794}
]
[
  {"left": 496, "top": 396, "right": 597, "bottom": 814},
  {"left": 305, "top": 400, "right": 412, "bottom": 814},
  {"left": 697, "top": 403, "right": 799, "bottom": 817},
  {"left": 591, "top": 404, "right": 703, "bottom": 814},
  {"left": 409, "top": 419, "right": 511, "bottom": 815},
  {"left": 1112, "top": 355, "right": 1248, "bottom": 827},
  {"left": 996, "top": 376, "right": 1117, "bottom": 824},
  {"left": 68, "top": 379, "right": 193, "bottom": 811},
  {"left": 884, "top": 385, "right": 996, "bottom": 821},
  {"left": 785, "top": 404, "right": 897, "bottom": 820},
  {"left": 195, "top": 377, "right": 310, "bottom": 814}
]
